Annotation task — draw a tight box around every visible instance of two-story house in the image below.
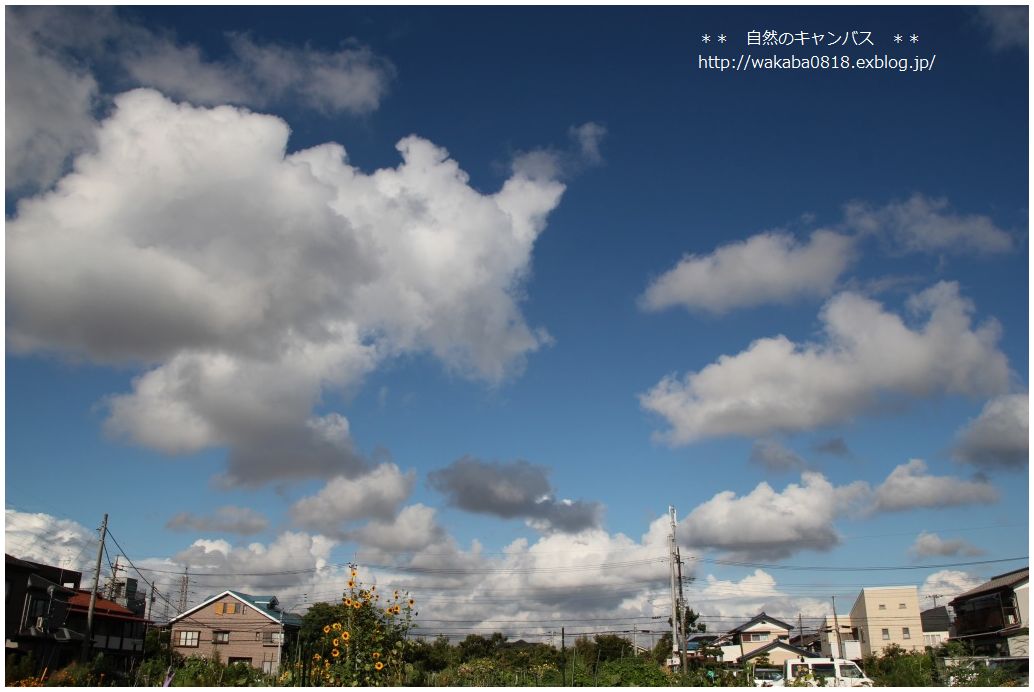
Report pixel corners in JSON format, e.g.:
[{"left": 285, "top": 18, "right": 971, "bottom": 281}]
[
  {"left": 949, "top": 566, "right": 1028, "bottom": 657},
  {"left": 717, "top": 613, "right": 810, "bottom": 666},
  {"left": 168, "top": 590, "right": 302, "bottom": 674}
]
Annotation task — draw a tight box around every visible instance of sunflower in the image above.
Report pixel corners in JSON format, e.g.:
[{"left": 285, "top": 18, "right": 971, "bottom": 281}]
[
  {"left": 370, "top": 585, "right": 376, "bottom": 592},
  {"left": 393, "top": 605, "right": 402, "bottom": 615},
  {"left": 341, "top": 631, "right": 350, "bottom": 641},
  {"left": 353, "top": 601, "right": 361, "bottom": 610},
  {"left": 344, "top": 598, "right": 353, "bottom": 607},
  {"left": 374, "top": 662, "right": 384, "bottom": 671},
  {"left": 332, "top": 622, "right": 341, "bottom": 631},
  {"left": 332, "top": 638, "right": 339, "bottom": 647},
  {"left": 322, "top": 625, "right": 331, "bottom": 634},
  {"left": 393, "top": 590, "right": 399, "bottom": 599},
  {"left": 408, "top": 598, "right": 415, "bottom": 606},
  {"left": 331, "top": 648, "right": 340, "bottom": 658},
  {"left": 313, "top": 654, "right": 322, "bottom": 661},
  {"left": 372, "top": 652, "right": 381, "bottom": 660},
  {"left": 385, "top": 607, "right": 393, "bottom": 615},
  {"left": 347, "top": 580, "right": 355, "bottom": 588}
]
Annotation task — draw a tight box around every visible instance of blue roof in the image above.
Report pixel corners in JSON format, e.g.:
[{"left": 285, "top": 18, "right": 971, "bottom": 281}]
[{"left": 218, "top": 590, "right": 303, "bottom": 627}]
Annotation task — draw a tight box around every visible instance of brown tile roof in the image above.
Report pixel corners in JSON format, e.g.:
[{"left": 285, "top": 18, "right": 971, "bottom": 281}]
[
  {"left": 951, "top": 567, "right": 1028, "bottom": 603},
  {"left": 67, "top": 591, "right": 148, "bottom": 621}
]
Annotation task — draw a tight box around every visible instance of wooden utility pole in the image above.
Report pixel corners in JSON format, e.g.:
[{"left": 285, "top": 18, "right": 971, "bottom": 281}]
[
  {"left": 81, "top": 513, "right": 108, "bottom": 662},
  {"left": 561, "top": 627, "right": 566, "bottom": 686}
]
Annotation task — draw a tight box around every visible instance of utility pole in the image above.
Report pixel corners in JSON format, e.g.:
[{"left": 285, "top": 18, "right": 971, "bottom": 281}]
[
  {"left": 668, "top": 506, "right": 678, "bottom": 670},
  {"left": 798, "top": 613, "right": 804, "bottom": 646},
  {"left": 146, "top": 582, "right": 157, "bottom": 622},
  {"left": 561, "top": 627, "right": 566, "bottom": 686},
  {"left": 675, "top": 545, "right": 688, "bottom": 672},
  {"left": 178, "top": 567, "right": 190, "bottom": 614},
  {"left": 929, "top": 594, "right": 944, "bottom": 608},
  {"left": 831, "top": 595, "right": 843, "bottom": 659},
  {"left": 81, "top": 513, "right": 108, "bottom": 662}
]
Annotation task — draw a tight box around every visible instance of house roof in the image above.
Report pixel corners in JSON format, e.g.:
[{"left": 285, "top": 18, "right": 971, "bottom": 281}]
[
  {"left": 67, "top": 591, "right": 150, "bottom": 622},
  {"left": 168, "top": 589, "right": 303, "bottom": 628},
  {"left": 950, "top": 567, "right": 1029, "bottom": 603},
  {"left": 728, "top": 612, "right": 795, "bottom": 634},
  {"left": 739, "top": 639, "right": 812, "bottom": 662}
]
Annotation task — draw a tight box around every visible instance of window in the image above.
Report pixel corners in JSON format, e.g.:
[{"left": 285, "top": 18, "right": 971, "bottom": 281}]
[
  {"left": 878, "top": 603, "right": 886, "bottom": 610},
  {"left": 902, "top": 627, "right": 910, "bottom": 640},
  {"left": 899, "top": 603, "right": 907, "bottom": 609},
  {"left": 215, "top": 601, "right": 244, "bottom": 615},
  {"left": 812, "top": 664, "right": 836, "bottom": 679},
  {"left": 745, "top": 632, "right": 769, "bottom": 642},
  {"left": 261, "top": 631, "right": 284, "bottom": 646},
  {"left": 839, "top": 664, "right": 864, "bottom": 679},
  {"left": 213, "top": 631, "right": 230, "bottom": 644},
  {"left": 881, "top": 628, "right": 890, "bottom": 640},
  {"left": 177, "top": 630, "right": 199, "bottom": 647}
]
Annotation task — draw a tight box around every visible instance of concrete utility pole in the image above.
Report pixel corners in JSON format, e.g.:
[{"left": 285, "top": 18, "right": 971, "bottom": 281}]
[
  {"left": 82, "top": 513, "right": 108, "bottom": 662},
  {"left": 831, "top": 595, "right": 843, "bottom": 659},
  {"left": 675, "top": 545, "right": 688, "bottom": 672},
  {"left": 667, "top": 506, "right": 681, "bottom": 671}
]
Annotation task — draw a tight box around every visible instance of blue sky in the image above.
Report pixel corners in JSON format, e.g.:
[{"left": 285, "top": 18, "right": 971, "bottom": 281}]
[{"left": 5, "top": 6, "right": 1028, "bottom": 637}]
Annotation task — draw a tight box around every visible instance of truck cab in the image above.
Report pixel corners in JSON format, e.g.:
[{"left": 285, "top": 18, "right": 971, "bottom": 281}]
[{"left": 782, "top": 657, "right": 873, "bottom": 687}]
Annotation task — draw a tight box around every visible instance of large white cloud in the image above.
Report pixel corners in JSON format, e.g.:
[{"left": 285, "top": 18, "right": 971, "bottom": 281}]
[
  {"left": 680, "top": 472, "right": 869, "bottom": 561},
  {"left": 5, "top": 510, "right": 97, "bottom": 571},
  {"left": 844, "top": 194, "right": 1014, "bottom": 255},
  {"left": 952, "top": 394, "right": 1029, "bottom": 471},
  {"left": 7, "top": 90, "right": 565, "bottom": 486},
  {"left": 641, "top": 282, "right": 1010, "bottom": 443},
  {"left": 872, "top": 459, "right": 999, "bottom": 512},
  {"left": 641, "top": 231, "right": 854, "bottom": 314},
  {"left": 920, "top": 570, "right": 984, "bottom": 602}
]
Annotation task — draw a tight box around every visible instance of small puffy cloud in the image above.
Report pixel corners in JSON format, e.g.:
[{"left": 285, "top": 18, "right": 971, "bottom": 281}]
[
  {"left": 568, "top": 122, "right": 607, "bottom": 164},
  {"left": 952, "top": 394, "right": 1029, "bottom": 471},
  {"left": 680, "top": 472, "right": 870, "bottom": 560},
  {"left": 908, "top": 531, "right": 984, "bottom": 559},
  {"left": 813, "top": 437, "right": 851, "bottom": 458},
  {"left": 428, "top": 457, "right": 604, "bottom": 533},
  {"left": 512, "top": 121, "right": 607, "bottom": 181},
  {"left": 5, "top": 510, "right": 96, "bottom": 570},
  {"left": 975, "top": 6, "right": 1028, "bottom": 51},
  {"left": 290, "top": 464, "right": 415, "bottom": 533},
  {"left": 641, "top": 231, "right": 854, "bottom": 314},
  {"left": 844, "top": 194, "right": 1014, "bottom": 255},
  {"left": 750, "top": 439, "right": 808, "bottom": 472},
  {"left": 873, "top": 459, "right": 998, "bottom": 512},
  {"left": 166, "top": 506, "right": 269, "bottom": 535},
  {"left": 641, "top": 282, "right": 1010, "bottom": 443},
  {"left": 920, "top": 570, "right": 984, "bottom": 601},
  {"left": 9, "top": 91, "right": 564, "bottom": 486}
]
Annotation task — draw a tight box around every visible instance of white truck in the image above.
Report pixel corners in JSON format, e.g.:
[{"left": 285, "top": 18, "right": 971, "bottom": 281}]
[{"left": 768, "top": 657, "right": 873, "bottom": 687}]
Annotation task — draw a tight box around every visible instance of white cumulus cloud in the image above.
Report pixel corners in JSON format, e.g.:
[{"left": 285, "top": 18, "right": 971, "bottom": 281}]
[
  {"left": 5, "top": 510, "right": 97, "bottom": 571},
  {"left": 680, "top": 472, "right": 870, "bottom": 560},
  {"left": 290, "top": 464, "right": 416, "bottom": 533},
  {"left": 7, "top": 90, "right": 565, "bottom": 486},
  {"left": 872, "top": 459, "right": 999, "bottom": 512},
  {"left": 641, "top": 230, "right": 855, "bottom": 314},
  {"left": 641, "top": 282, "right": 1010, "bottom": 443}
]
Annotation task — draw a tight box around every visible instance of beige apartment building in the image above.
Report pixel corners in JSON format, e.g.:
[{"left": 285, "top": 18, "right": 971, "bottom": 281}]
[{"left": 819, "top": 586, "right": 925, "bottom": 658}]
